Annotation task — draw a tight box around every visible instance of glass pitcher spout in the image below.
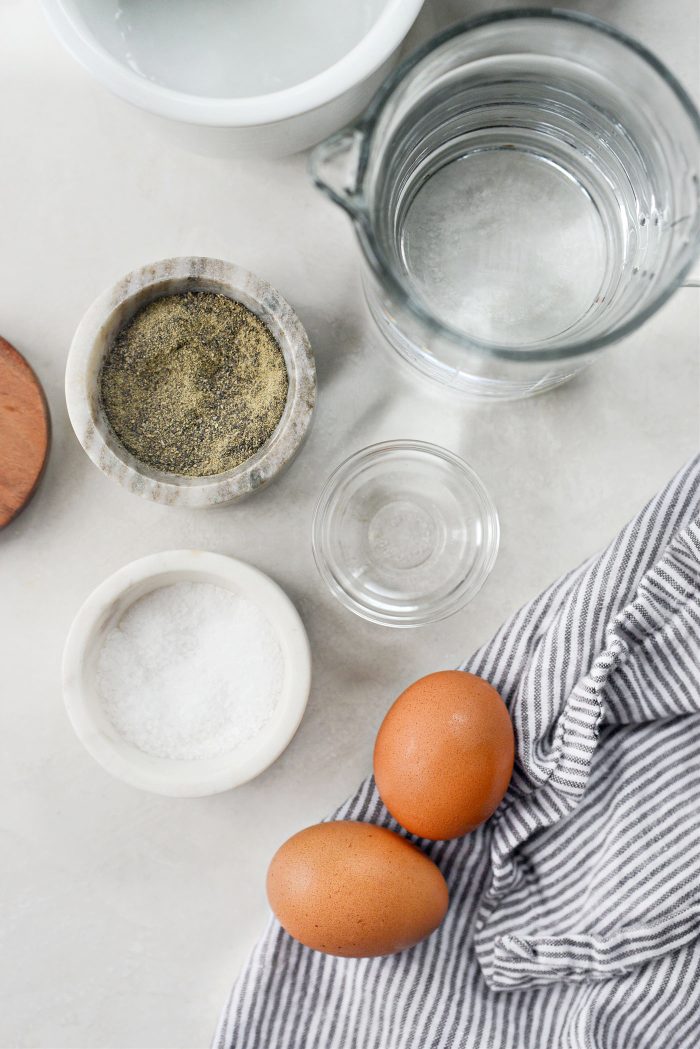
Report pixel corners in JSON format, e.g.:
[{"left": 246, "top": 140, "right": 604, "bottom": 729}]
[{"left": 310, "top": 128, "right": 367, "bottom": 219}]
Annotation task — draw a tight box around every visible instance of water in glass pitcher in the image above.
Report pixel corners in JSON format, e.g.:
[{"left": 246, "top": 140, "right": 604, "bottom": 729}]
[
  {"left": 400, "top": 148, "right": 609, "bottom": 347},
  {"left": 375, "top": 62, "right": 666, "bottom": 352}
]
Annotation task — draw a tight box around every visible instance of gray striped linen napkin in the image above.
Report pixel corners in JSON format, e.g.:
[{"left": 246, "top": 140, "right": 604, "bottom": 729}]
[{"left": 215, "top": 455, "right": 700, "bottom": 1049}]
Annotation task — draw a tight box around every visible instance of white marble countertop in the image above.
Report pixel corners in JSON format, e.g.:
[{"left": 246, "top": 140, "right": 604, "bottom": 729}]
[{"left": 1, "top": 1, "right": 698, "bottom": 1046}]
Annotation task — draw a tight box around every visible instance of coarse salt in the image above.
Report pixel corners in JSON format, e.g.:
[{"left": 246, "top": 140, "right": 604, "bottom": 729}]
[{"left": 95, "top": 581, "right": 284, "bottom": 760}]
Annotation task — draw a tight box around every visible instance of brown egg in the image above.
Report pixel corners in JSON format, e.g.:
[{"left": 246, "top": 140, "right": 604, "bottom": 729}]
[
  {"left": 266, "top": 820, "right": 448, "bottom": 957},
  {"left": 374, "top": 670, "right": 514, "bottom": 840}
]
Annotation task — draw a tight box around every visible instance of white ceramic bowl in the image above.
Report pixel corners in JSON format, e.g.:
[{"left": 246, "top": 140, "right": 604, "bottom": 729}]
[
  {"left": 65, "top": 256, "right": 316, "bottom": 508},
  {"left": 41, "top": 0, "right": 425, "bottom": 156},
  {"left": 63, "top": 551, "right": 312, "bottom": 797}
]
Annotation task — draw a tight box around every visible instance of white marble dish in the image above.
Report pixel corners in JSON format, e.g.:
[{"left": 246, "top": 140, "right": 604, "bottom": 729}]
[
  {"left": 65, "top": 256, "right": 316, "bottom": 508},
  {"left": 62, "top": 550, "right": 312, "bottom": 797}
]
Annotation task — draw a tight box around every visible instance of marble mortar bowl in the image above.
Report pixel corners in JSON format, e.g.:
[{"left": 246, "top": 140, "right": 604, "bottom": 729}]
[
  {"left": 65, "top": 256, "right": 316, "bottom": 508},
  {"left": 62, "top": 550, "right": 312, "bottom": 797}
]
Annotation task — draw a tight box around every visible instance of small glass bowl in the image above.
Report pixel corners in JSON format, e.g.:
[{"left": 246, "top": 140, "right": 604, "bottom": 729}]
[{"left": 312, "top": 440, "right": 499, "bottom": 627}]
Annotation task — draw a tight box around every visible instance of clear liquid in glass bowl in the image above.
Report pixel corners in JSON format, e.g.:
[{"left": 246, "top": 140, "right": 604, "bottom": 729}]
[{"left": 312, "top": 441, "right": 499, "bottom": 627}]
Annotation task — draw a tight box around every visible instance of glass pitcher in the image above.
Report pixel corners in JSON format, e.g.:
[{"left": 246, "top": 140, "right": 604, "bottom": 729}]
[{"left": 311, "top": 10, "right": 700, "bottom": 400}]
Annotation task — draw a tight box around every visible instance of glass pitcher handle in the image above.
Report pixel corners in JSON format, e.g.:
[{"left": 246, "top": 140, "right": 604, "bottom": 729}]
[{"left": 309, "top": 128, "right": 365, "bottom": 218}]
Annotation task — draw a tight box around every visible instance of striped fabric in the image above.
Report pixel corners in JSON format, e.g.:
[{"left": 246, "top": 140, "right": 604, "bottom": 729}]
[{"left": 215, "top": 456, "right": 700, "bottom": 1049}]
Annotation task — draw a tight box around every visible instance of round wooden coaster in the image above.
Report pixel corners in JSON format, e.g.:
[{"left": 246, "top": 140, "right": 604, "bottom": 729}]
[{"left": 0, "top": 337, "right": 50, "bottom": 529}]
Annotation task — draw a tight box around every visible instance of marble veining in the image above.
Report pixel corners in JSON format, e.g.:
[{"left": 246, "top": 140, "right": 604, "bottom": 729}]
[{"left": 65, "top": 256, "right": 317, "bottom": 508}]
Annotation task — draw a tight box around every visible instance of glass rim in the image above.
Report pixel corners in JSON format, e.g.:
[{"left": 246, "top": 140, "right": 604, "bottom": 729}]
[{"left": 350, "top": 8, "right": 700, "bottom": 364}]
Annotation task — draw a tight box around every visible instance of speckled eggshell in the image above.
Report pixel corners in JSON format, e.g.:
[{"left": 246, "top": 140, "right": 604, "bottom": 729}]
[
  {"left": 373, "top": 671, "right": 515, "bottom": 841},
  {"left": 266, "top": 821, "right": 448, "bottom": 957}
]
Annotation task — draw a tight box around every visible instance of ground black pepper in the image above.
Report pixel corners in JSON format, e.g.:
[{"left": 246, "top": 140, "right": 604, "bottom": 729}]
[{"left": 100, "top": 292, "right": 289, "bottom": 477}]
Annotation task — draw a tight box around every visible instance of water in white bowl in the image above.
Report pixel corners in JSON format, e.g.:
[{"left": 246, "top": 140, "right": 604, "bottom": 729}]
[{"left": 77, "top": 0, "right": 389, "bottom": 98}]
